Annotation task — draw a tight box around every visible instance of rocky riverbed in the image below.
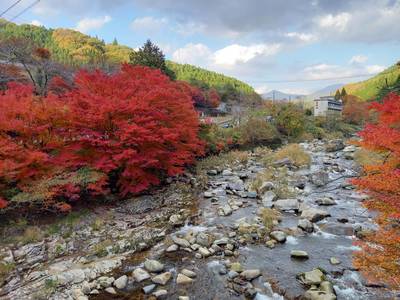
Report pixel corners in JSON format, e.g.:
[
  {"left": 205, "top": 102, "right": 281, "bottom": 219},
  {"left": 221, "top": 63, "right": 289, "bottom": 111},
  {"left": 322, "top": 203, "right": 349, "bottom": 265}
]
[{"left": 0, "top": 140, "right": 398, "bottom": 300}]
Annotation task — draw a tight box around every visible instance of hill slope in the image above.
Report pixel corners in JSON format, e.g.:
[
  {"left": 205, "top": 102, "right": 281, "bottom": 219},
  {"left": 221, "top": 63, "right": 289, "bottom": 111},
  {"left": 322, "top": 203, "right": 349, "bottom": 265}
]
[
  {"left": 344, "top": 63, "right": 400, "bottom": 101},
  {"left": 0, "top": 19, "right": 256, "bottom": 98},
  {"left": 262, "top": 90, "right": 305, "bottom": 101}
]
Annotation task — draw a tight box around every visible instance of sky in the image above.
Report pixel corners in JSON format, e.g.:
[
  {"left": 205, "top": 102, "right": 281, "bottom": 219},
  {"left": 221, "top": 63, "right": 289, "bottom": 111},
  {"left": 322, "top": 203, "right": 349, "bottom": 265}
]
[{"left": 1, "top": 0, "right": 400, "bottom": 95}]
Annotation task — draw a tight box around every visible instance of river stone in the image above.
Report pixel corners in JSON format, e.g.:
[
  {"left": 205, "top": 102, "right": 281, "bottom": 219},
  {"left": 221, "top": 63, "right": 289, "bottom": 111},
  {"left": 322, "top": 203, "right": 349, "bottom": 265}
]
[
  {"left": 181, "top": 269, "right": 196, "bottom": 278},
  {"left": 228, "top": 179, "right": 245, "bottom": 191},
  {"left": 97, "top": 276, "right": 114, "bottom": 288},
  {"left": 172, "top": 236, "right": 191, "bottom": 248},
  {"left": 221, "top": 204, "right": 233, "bottom": 216},
  {"left": 228, "top": 270, "right": 239, "bottom": 279},
  {"left": 169, "top": 214, "right": 183, "bottom": 226},
  {"left": 177, "top": 273, "right": 194, "bottom": 284},
  {"left": 105, "top": 287, "right": 116, "bottom": 294},
  {"left": 207, "top": 169, "right": 218, "bottom": 176},
  {"left": 230, "top": 262, "right": 243, "bottom": 273},
  {"left": 270, "top": 231, "right": 287, "bottom": 243},
  {"left": 298, "top": 269, "right": 324, "bottom": 285},
  {"left": 132, "top": 268, "right": 151, "bottom": 282},
  {"left": 241, "top": 269, "right": 261, "bottom": 281},
  {"left": 166, "top": 244, "right": 178, "bottom": 252},
  {"left": 144, "top": 259, "right": 164, "bottom": 273},
  {"left": 179, "top": 297, "right": 190, "bottom": 300},
  {"left": 114, "top": 275, "right": 128, "bottom": 289},
  {"left": 291, "top": 250, "right": 309, "bottom": 259},
  {"left": 153, "top": 289, "right": 168, "bottom": 298},
  {"left": 311, "top": 171, "right": 329, "bottom": 187},
  {"left": 198, "top": 247, "right": 211, "bottom": 257},
  {"left": 329, "top": 257, "right": 341, "bottom": 265},
  {"left": 196, "top": 232, "right": 211, "bottom": 247},
  {"left": 259, "top": 181, "right": 275, "bottom": 194},
  {"left": 247, "top": 191, "right": 258, "bottom": 198},
  {"left": 320, "top": 281, "right": 335, "bottom": 294},
  {"left": 142, "top": 284, "right": 156, "bottom": 294},
  {"left": 274, "top": 199, "right": 299, "bottom": 211},
  {"left": 273, "top": 158, "right": 292, "bottom": 167},
  {"left": 152, "top": 272, "right": 172, "bottom": 285},
  {"left": 262, "top": 191, "right": 277, "bottom": 208},
  {"left": 298, "top": 219, "right": 314, "bottom": 233},
  {"left": 326, "top": 139, "right": 345, "bottom": 152},
  {"left": 301, "top": 208, "right": 330, "bottom": 222},
  {"left": 204, "top": 191, "right": 213, "bottom": 198},
  {"left": 304, "top": 287, "right": 336, "bottom": 300},
  {"left": 81, "top": 281, "right": 91, "bottom": 295},
  {"left": 316, "top": 197, "right": 336, "bottom": 206},
  {"left": 222, "top": 169, "right": 233, "bottom": 176}
]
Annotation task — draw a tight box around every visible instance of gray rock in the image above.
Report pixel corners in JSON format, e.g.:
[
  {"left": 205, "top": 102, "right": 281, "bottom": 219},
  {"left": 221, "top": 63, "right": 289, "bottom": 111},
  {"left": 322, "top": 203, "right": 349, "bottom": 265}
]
[
  {"left": 298, "top": 219, "right": 314, "bottom": 233},
  {"left": 198, "top": 247, "right": 211, "bottom": 257},
  {"left": 105, "top": 287, "right": 116, "bottom": 294},
  {"left": 207, "top": 170, "right": 218, "bottom": 176},
  {"left": 196, "top": 232, "right": 211, "bottom": 247},
  {"left": 262, "top": 191, "right": 277, "bottom": 208},
  {"left": 132, "top": 268, "right": 151, "bottom": 282},
  {"left": 259, "top": 181, "right": 275, "bottom": 194},
  {"left": 166, "top": 244, "right": 178, "bottom": 252},
  {"left": 298, "top": 269, "right": 324, "bottom": 285},
  {"left": 274, "top": 199, "right": 299, "bottom": 211},
  {"left": 177, "top": 273, "right": 194, "bottom": 284},
  {"left": 301, "top": 208, "right": 330, "bottom": 222},
  {"left": 273, "top": 158, "right": 292, "bottom": 167},
  {"left": 97, "top": 276, "right": 115, "bottom": 288},
  {"left": 228, "top": 270, "right": 239, "bottom": 279},
  {"left": 153, "top": 289, "right": 168, "bottom": 298},
  {"left": 114, "top": 275, "right": 128, "bottom": 289},
  {"left": 172, "top": 236, "right": 191, "bottom": 248},
  {"left": 144, "top": 259, "right": 164, "bottom": 273},
  {"left": 241, "top": 269, "right": 261, "bottom": 281},
  {"left": 247, "top": 191, "right": 258, "bottom": 198},
  {"left": 81, "top": 281, "right": 91, "bottom": 295},
  {"left": 181, "top": 269, "right": 196, "bottom": 278},
  {"left": 315, "top": 197, "right": 336, "bottom": 206},
  {"left": 304, "top": 287, "right": 336, "bottom": 300},
  {"left": 228, "top": 179, "right": 245, "bottom": 191},
  {"left": 219, "top": 204, "right": 233, "bottom": 216},
  {"left": 291, "top": 250, "right": 309, "bottom": 259},
  {"left": 152, "top": 272, "right": 172, "bottom": 285},
  {"left": 222, "top": 169, "right": 233, "bottom": 176},
  {"left": 143, "top": 284, "right": 156, "bottom": 294},
  {"left": 204, "top": 191, "right": 213, "bottom": 198},
  {"left": 270, "top": 231, "right": 287, "bottom": 243},
  {"left": 311, "top": 172, "right": 329, "bottom": 187},
  {"left": 329, "top": 257, "right": 341, "bottom": 265},
  {"left": 169, "top": 214, "right": 184, "bottom": 226},
  {"left": 326, "top": 139, "right": 345, "bottom": 152}
]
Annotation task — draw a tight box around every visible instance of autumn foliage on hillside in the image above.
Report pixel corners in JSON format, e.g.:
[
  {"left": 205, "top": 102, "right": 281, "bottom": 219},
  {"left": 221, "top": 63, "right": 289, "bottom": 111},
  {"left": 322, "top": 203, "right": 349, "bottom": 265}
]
[
  {"left": 0, "top": 64, "right": 203, "bottom": 212},
  {"left": 352, "top": 93, "right": 400, "bottom": 288}
]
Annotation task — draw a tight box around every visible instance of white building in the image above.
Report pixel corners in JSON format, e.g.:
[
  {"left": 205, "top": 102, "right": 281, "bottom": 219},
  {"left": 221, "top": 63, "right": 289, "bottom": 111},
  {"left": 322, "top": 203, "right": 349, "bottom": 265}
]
[{"left": 314, "top": 96, "right": 343, "bottom": 117}]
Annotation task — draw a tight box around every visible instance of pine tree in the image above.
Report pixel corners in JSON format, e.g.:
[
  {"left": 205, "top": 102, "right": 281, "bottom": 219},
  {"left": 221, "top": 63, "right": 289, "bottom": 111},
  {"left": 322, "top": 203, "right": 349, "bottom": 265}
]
[
  {"left": 129, "top": 39, "right": 175, "bottom": 79},
  {"left": 112, "top": 38, "right": 118, "bottom": 45},
  {"left": 334, "top": 89, "right": 341, "bottom": 100},
  {"left": 341, "top": 87, "right": 347, "bottom": 98}
]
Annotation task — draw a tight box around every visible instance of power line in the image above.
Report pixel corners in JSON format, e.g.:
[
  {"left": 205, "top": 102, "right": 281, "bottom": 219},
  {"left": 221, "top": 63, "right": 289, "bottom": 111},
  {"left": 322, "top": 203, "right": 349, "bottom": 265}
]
[
  {"left": 246, "top": 73, "right": 380, "bottom": 84},
  {"left": 0, "top": 0, "right": 24, "bottom": 17},
  {"left": 10, "top": 0, "right": 40, "bottom": 21}
]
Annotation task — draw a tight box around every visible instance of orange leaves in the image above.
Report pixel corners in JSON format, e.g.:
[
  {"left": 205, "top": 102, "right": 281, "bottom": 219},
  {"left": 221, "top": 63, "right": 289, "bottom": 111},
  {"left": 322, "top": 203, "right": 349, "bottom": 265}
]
[
  {"left": 352, "top": 92, "right": 400, "bottom": 289},
  {"left": 0, "top": 198, "right": 8, "bottom": 209}
]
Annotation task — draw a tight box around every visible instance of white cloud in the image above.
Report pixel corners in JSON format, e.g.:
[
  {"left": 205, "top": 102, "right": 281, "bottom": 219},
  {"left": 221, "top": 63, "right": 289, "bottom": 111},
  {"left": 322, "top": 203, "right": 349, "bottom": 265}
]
[
  {"left": 130, "top": 16, "right": 168, "bottom": 32},
  {"left": 75, "top": 15, "right": 112, "bottom": 33},
  {"left": 213, "top": 43, "right": 281, "bottom": 67},
  {"left": 349, "top": 55, "right": 368, "bottom": 64},
  {"left": 31, "top": 20, "right": 43, "bottom": 26},
  {"left": 172, "top": 43, "right": 212, "bottom": 66},
  {"left": 255, "top": 85, "right": 270, "bottom": 94},
  {"left": 285, "top": 32, "right": 317, "bottom": 43},
  {"left": 316, "top": 12, "right": 351, "bottom": 32}
]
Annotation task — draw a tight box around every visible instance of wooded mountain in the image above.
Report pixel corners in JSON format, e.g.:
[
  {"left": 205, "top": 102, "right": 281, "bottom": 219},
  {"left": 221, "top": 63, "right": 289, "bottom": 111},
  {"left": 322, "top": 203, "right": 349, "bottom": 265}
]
[
  {"left": 0, "top": 19, "right": 257, "bottom": 99},
  {"left": 344, "top": 63, "right": 400, "bottom": 101}
]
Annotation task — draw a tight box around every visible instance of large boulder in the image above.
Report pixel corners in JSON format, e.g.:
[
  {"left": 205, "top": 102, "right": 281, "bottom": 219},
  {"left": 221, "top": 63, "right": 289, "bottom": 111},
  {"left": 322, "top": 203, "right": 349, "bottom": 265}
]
[
  {"left": 274, "top": 199, "right": 299, "bottom": 212},
  {"left": 311, "top": 172, "right": 329, "bottom": 187},
  {"left": 270, "top": 231, "right": 287, "bottom": 243},
  {"left": 298, "top": 218, "right": 314, "bottom": 233},
  {"left": 262, "top": 191, "right": 277, "bottom": 208},
  {"left": 297, "top": 268, "right": 325, "bottom": 285},
  {"left": 301, "top": 208, "right": 330, "bottom": 222},
  {"left": 144, "top": 259, "right": 164, "bottom": 273}
]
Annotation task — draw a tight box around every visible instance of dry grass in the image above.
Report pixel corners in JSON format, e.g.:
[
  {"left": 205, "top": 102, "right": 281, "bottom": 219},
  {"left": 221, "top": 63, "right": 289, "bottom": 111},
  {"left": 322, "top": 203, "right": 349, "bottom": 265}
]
[
  {"left": 196, "top": 150, "right": 250, "bottom": 173},
  {"left": 259, "top": 208, "right": 281, "bottom": 232},
  {"left": 354, "top": 149, "right": 386, "bottom": 167},
  {"left": 19, "top": 226, "right": 43, "bottom": 245},
  {"left": 251, "top": 167, "right": 296, "bottom": 199},
  {"left": 273, "top": 144, "right": 311, "bottom": 167},
  {"left": 0, "top": 262, "right": 15, "bottom": 285}
]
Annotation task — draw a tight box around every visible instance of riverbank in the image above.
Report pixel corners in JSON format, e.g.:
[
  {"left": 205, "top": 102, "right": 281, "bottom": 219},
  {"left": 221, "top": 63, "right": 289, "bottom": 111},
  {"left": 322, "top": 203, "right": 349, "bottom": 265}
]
[{"left": 0, "top": 139, "right": 398, "bottom": 299}]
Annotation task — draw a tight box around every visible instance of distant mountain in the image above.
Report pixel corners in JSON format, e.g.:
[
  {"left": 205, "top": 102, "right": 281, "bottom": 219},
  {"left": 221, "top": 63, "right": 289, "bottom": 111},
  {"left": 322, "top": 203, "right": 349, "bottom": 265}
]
[
  {"left": 262, "top": 90, "right": 305, "bottom": 101},
  {"left": 308, "top": 83, "right": 344, "bottom": 99},
  {"left": 344, "top": 63, "right": 400, "bottom": 101}
]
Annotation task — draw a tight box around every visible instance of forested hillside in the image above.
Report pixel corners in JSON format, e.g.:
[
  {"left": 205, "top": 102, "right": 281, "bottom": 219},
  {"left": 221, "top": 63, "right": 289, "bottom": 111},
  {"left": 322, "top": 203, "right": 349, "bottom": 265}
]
[
  {"left": 0, "top": 19, "right": 256, "bottom": 98},
  {"left": 344, "top": 63, "right": 400, "bottom": 100}
]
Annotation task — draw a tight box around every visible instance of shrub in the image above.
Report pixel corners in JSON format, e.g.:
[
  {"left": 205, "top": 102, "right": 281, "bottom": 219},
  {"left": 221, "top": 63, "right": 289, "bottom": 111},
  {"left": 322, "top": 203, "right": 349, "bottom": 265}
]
[
  {"left": 0, "top": 65, "right": 203, "bottom": 212},
  {"left": 239, "top": 117, "right": 280, "bottom": 145},
  {"left": 275, "top": 103, "right": 305, "bottom": 139},
  {"left": 273, "top": 144, "right": 311, "bottom": 167}
]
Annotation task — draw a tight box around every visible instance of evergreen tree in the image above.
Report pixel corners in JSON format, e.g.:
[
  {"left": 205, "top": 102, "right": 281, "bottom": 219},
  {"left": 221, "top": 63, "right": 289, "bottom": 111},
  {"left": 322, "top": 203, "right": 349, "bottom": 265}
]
[
  {"left": 129, "top": 39, "right": 175, "bottom": 79},
  {"left": 112, "top": 38, "right": 118, "bottom": 45},
  {"left": 334, "top": 89, "right": 341, "bottom": 100},
  {"left": 341, "top": 87, "right": 347, "bottom": 98}
]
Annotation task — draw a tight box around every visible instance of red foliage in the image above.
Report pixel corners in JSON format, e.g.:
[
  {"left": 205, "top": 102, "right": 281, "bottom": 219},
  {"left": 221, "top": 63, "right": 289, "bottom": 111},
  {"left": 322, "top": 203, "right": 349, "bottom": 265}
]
[
  {"left": 342, "top": 95, "right": 369, "bottom": 125},
  {"left": 0, "top": 197, "right": 8, "bottom": 209},
  {"left": 352, "top": 93, "right": 400, "bottom": 288},
  {"left": 0, "top": 64, "right": 204, "bottom": 210}
]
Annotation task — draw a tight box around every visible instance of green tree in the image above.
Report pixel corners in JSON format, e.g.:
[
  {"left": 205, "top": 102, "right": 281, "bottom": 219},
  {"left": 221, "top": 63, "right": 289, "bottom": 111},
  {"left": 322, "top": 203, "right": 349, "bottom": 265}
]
[
  {"left": 341, "top": 87, "right": 347, "bottom": 98},
  {"left": 129, "top": 39, "right": 175, "bottom": 79},
  {"left": 112, "top": 38, "right": 118, "bottom": 45},
  {"left": 334, "top": 89, "right": 341, "bottom": 100}
]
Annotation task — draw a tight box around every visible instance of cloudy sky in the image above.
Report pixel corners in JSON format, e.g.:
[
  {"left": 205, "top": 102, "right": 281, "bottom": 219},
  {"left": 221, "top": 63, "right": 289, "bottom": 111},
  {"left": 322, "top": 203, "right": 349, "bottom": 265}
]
[{"left": 1, "top": 0, "right": 399, "bottom": 94}]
